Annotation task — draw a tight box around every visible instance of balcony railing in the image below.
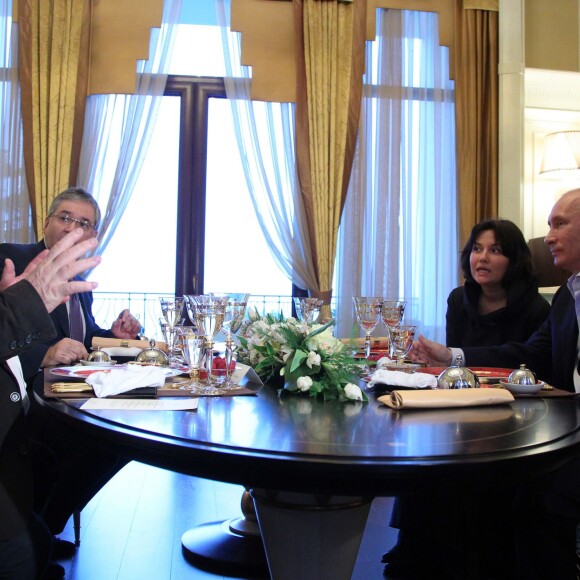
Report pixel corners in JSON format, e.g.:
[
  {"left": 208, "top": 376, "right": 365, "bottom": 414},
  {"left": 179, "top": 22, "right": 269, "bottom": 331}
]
[{"left": 91, "top": 292, "right": 294, "bottom": 340}]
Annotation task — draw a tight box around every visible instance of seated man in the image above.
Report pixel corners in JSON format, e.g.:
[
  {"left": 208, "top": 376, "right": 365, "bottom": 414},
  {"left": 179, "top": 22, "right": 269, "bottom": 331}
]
[
  {"left": 0, "top": 186, "right": 141, "bottom": 372},
  {"left": 0, "top": 187, "right": 141, "bottom": 555},
  {"left": 0, "top": 227, "right": 102, "bottom": 579}
]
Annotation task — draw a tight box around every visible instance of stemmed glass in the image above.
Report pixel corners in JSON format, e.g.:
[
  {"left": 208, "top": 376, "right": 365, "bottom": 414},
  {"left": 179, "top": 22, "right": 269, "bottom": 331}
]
[
  {"left": 179, "top": 329, "right": 206, "bottom": 394},
  {"left": 185, "top": 295, "right": 228, "bottom": 386},
  {"left": 219, "top": 293, "right": 250, "bottom": 387},
  {"left": 388, "top": 324, "right": 417, "bottom": 367},
  {"left": 159, "top": 296, "right": 184, "bottom": 367},
  {"left": 352, "top": 297, "right": 383, "bottom": 371},
  {"left": 381, "top": 300, "right": 406, "bottom": 356},
  {"left": 293, "top": 297, "right": 324, "bottom": 324}
]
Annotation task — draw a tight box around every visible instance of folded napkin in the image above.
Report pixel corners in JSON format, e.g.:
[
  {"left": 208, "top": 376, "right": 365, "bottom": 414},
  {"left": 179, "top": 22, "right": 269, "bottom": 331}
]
[
  {"left": 85, "top": 364, "right": 168, "bottom": 398},
  {"left": 101, "top": 347, "right": 143, "bottom": 358},
  {"left": 92, "top": 337, "right": 168, "bottom": 352},
  {"left": 340, "top": 337, "right": 389, "bottom": 350},
  {"left": 378, "top": 388, "right": 515, "bottom": 409},
  {"left": 369, "top": 369, "right": 437, "bottom": 389}
]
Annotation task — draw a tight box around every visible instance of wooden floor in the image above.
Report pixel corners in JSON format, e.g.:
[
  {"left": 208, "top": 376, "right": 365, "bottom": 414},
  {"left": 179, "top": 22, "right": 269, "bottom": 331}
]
[{"left": 55, "top": 461, "right": 397, "bottom": 579}]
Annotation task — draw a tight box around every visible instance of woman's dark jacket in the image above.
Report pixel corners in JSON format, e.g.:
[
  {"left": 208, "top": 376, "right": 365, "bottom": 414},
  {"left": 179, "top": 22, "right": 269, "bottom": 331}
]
[{"left": 445, "top": 279, "right": 551, "bottom": 347}]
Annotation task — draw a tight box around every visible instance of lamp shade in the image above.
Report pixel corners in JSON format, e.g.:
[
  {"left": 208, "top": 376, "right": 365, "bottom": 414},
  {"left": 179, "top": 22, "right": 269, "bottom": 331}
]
[{"left": 540, "top": 131, "right": 580, "bottom": 176}]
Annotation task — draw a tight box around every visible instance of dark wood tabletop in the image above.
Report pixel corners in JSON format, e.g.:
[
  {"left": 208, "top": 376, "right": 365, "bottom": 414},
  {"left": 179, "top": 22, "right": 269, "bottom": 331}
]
[{"left": 39, "top": 372, "right": 580, "bottom": 497}]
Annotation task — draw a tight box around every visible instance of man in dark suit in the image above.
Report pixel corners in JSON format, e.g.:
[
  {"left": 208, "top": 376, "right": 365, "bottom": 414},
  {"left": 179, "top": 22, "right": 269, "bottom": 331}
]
[
  {"left": 412, "top": 188, "right": 580, "bottom": 578},
  {"left": 0, "top": 187, "right": 141, "bottom": 374},
  {"left": 0, "top": 187, "right": 141, "bottom": 554},
  {"left": 0, "top": 227, "right": 101, "bottom": 578}
]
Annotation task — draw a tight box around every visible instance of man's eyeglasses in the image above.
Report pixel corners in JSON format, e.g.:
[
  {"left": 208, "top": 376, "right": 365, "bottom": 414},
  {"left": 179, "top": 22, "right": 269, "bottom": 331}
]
[{"left": 49, "top": 212, "right": 97, "bottom": 232}]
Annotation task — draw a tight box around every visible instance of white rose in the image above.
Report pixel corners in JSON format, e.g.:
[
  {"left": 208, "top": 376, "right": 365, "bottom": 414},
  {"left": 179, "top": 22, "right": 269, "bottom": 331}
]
[
  {"left": 297, "top": 376, "right": 313, "bottom": 392},
  {"left": 306, "top": 351, "right": 321, "bottom": 368},
  {"left": 248, "top": 308, "right": 260, "bottom": 322},
  {"left": 344, "top": 383, "right": 363, "bottom": 401}
]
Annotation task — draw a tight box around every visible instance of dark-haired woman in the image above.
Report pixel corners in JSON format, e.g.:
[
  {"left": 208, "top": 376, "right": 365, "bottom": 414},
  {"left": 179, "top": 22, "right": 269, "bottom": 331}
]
[
  {"left": 446, "top": 219, "right": 550, "bottom": 348},
  {"left": 383, "top": 220, "right": 551, "bottom": 580}
]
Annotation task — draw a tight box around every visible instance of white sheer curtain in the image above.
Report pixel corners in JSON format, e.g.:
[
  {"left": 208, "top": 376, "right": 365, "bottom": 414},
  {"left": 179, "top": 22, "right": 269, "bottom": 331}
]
[
  {"left": 0, "top": 0, "right": 33, "bottom": 243},
  {"left": 335, "top": 9, "right": 458, "bottom": 342},
  {"left": 215, "top": 0, "right": 318, "bottom": 292},
  {"left": 78, "top": 0, "right": 181, "bottom": 264}
]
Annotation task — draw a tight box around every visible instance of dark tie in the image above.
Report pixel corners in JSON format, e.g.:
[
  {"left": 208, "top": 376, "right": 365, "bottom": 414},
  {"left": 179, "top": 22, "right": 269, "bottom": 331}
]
[{"left": 69, "top": 293, "right": 84, "bottom": 343}]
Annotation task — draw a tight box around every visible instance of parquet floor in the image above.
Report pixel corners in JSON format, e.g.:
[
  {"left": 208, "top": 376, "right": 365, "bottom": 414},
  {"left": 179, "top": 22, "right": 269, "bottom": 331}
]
[{"left": 56, "top": 461, "right": 397, "bottom": 579}]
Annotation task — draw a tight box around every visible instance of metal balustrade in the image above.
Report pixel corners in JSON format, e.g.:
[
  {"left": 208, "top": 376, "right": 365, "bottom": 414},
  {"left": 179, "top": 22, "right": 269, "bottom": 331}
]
[{"left": 91, "top": 292, "right": 294, "bottom": 339}]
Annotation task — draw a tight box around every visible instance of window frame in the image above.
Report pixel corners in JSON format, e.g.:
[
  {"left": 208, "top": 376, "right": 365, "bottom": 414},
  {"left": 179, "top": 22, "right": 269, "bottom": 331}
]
[{"left": 164, "top": 75, "right": 225, "bottom": 297}]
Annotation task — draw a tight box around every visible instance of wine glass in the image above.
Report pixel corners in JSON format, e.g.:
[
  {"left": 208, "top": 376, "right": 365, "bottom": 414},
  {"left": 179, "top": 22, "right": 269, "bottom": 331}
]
[
  {"left": 218, "top": 293, "right": 250, "bottom": 387},
  {"left": 179, "top": 330, "right": 206, "bottom": 394},
  {"left": 381, "top": 300, "right": 406, "bottom": 356},
  {"left": 186, "top": 295, "right": 228, "bottom": 386},
  {"left": 388, "top": 324, "right": 417, "bottom": 367},
  {"left": 352, "top": 297, "right": 382, "bottom": 371},
  {"left": 293, "top": 297, "right": 324, "bottom": 324},
  {"left": 159, "top": 296, "right": 184, "bottom": 367}
]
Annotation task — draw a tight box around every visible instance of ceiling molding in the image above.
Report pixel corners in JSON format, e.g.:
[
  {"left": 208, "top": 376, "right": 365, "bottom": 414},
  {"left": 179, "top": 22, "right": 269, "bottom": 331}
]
[{"left": 525, "top": 68, "right": 580, "bottom": 111}]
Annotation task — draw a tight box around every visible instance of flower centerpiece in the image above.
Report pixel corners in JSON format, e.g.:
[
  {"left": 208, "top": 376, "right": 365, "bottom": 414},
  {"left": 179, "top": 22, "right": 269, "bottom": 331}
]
[{"left": 237, "top": 309, "right": 367, "bottom": 402}]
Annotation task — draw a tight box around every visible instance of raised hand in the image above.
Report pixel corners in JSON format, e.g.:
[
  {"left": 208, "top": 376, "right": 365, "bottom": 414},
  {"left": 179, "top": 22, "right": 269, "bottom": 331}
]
[{"left": 23, "top": 228, "right": 101, "bottom": 313}]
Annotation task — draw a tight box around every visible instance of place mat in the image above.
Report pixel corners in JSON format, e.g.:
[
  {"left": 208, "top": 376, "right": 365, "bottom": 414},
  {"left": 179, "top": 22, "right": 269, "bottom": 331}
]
[
  {"left": 44, "top": 364, "right": 263, "bottom": 399},
  {"left": 44, "top": 380, "right": 257, "bottom": 399},
  {"left": 422, "top": 367, "right": 512, "bottom": 382}
]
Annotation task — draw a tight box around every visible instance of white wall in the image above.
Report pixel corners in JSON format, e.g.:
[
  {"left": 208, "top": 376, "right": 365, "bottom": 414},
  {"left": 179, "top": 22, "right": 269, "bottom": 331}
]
[{"left": 523, "top": 69, "right": 580, "bottom": 240}]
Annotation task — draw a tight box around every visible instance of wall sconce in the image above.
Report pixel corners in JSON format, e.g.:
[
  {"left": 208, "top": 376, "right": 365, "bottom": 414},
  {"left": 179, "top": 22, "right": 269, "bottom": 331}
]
[{"left": 540, "top": 131, "right": 580, "bottom": 179}]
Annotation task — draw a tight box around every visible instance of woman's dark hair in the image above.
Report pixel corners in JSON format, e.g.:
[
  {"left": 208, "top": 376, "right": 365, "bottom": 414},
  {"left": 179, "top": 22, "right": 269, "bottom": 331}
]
[{"left": 460, "top": 219, "right": 534, "bottom": 287}]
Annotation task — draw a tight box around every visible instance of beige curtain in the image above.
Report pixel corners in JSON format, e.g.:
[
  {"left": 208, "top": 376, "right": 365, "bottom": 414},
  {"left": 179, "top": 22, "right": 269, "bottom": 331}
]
[
  {"left": 454, "top": 2, "right": 498, "bottom": 245},
  {"left": 18, "top": 0, "right": 91, "bottom": 238},
  {"left": 293, "top": 0, "right": 366, "bottom": 318}
]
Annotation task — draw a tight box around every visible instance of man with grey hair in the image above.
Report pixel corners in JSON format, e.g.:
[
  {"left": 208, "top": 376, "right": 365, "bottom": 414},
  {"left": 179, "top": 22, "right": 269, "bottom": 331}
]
[{"left": 0, "top": 187, "right": 141, "bottom": 374}]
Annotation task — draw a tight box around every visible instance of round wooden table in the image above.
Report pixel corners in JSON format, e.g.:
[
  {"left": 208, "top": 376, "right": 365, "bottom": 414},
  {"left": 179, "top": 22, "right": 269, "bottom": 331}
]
[{"left": 39, "top": 377, "right": 580, "bottom": 579}]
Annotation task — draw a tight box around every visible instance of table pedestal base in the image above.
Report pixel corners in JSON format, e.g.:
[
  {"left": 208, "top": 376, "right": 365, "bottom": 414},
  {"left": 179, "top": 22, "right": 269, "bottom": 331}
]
[
  {"left": 251, "top": 489, "right": 372, "bottom": 580},
  {"left": 181, "top": 519, "right": 268, "bottom": 577},
  {"left": 181, "top": 489, "right": 268, "bottom": 577}
]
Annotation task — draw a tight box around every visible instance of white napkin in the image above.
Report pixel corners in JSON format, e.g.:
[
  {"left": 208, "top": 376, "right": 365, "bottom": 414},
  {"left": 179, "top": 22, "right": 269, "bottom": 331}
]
[
  {"left": 101, "top": 347, "right": 143, "bottom": 358},
  {"left": 85, "top": 365, "right": 168, "bottom": 398},
  {"left": 369, "top": 369, "right": 437, "bottom": 389}
]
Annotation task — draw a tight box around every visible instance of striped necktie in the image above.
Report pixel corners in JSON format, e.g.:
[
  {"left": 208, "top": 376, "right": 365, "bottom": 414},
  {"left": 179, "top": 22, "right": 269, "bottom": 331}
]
[{"left": 69, "top": 293, "right": 84, "bottom": 343}]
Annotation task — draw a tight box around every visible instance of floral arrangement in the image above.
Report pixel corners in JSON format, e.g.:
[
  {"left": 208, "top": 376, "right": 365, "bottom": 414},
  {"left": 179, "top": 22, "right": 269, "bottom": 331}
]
[{"left": 237, "top": 309, "right": 366, "bottom": 402}]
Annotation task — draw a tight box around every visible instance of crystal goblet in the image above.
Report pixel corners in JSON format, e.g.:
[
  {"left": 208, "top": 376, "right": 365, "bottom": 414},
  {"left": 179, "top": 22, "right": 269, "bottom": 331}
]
[
  {"left": 218, "top": 293, "right": 250, "bottom": 387},
  {"left": 381, "top": 300, "right": 406, "bottom": 356},
  {"left": 186, "top": 295, "right": 227, "bottom": 386},
  {"left": 388, "top": 324, "right": 417, "bottom": 366},
  {"left": 159, "top": 297, "right": 184, "bottom": 367},
  {"left": 352, "top": 297, "right": 382, "bottom": 373},
  {"left": 293, "top": 297, "right": 324, "bottom": 324},
  {"left": 180, "top": 330, "right": 206, "bottom": 393}
]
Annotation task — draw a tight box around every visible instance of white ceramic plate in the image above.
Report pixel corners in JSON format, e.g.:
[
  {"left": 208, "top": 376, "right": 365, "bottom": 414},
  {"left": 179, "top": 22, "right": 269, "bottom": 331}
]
[
  {"left": 50, "top": 366, "right": 185, "bottom": 379},
  {"left": 79, "top": 360, "right": 117, "bottom": 367},
  {"left": 499, "top": 380, "right": 545, "bottom": 395}
]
